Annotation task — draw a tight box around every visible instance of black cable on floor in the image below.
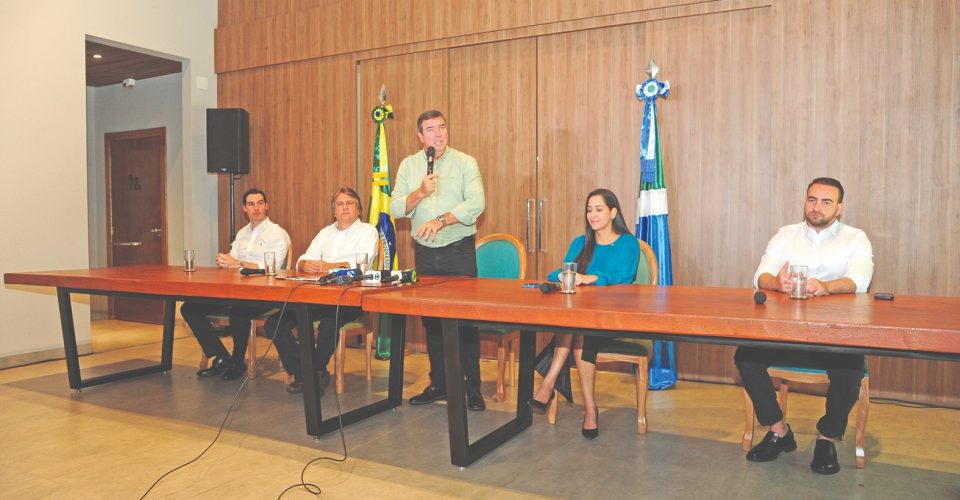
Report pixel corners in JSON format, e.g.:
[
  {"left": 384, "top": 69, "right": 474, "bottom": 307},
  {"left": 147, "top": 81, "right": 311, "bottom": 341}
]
[
  {"left": 141, "top": 281, "right": 352, "bottom": 498},
  {"left": 277, "top": 283, "right": 362, "bottom": 499}
]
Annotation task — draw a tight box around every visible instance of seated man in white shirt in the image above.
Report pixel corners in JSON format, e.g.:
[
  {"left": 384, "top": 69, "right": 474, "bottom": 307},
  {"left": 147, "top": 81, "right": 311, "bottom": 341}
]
[
  {"left": 736, "top": 177, "right": 874, "bottom": 475},
  {"left": 182, "top": 188, "right": 291, "bottom": 381},
  {"left": 265, "top": 187, "right": 378, "bottom": 394}
]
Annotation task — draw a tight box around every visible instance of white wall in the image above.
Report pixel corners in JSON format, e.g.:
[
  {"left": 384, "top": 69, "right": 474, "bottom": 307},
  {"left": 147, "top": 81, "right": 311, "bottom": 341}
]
[
  {"left": 87, "top": 73, "right": 183, "bottom": 318},
  {"left": 0, "top": 1, "right": 218, "bottom": 364}
]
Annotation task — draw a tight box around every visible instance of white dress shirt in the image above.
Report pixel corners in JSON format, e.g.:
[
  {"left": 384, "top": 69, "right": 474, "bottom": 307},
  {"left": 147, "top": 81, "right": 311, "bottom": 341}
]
[
  {"left": 229, "top": 217, "right": 291, "bottom": 269},
  {"left": 754, "top": 220, "right": 874, "bottom": 293},
  {"left": 297, "top": 219, "right": 379, "bottom": 269}
]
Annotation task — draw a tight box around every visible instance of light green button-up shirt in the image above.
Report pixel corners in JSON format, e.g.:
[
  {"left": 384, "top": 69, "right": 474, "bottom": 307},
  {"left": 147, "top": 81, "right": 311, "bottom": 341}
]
[{"left": 389, "top": 146, "right": 485, "bottom": 248}]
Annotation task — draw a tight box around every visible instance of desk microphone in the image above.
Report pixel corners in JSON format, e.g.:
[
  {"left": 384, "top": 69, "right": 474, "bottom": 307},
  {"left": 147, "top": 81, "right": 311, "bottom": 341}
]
[
  {"left": 539, "top": 282, "right": 560, "bottom": 294},
  {"left": 754, "top": 290, "right": 767, "bottom": 305},
  {"left": 240, "top": 268, "right": 266, "bottom": 276},
  {"left": 426, "top": 146, "right": 435, "bottom": 175}
]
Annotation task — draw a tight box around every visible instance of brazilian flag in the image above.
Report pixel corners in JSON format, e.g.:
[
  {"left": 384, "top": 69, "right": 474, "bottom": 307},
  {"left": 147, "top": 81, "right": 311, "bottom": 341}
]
[{"left": 369, "top": 103, "right": 397, "bottom": 360}]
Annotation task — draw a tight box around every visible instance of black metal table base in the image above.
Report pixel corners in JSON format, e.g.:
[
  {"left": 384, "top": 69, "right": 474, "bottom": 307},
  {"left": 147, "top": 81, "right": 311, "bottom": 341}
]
[
  {"left": 301, "top": 309, "right": 407, "bottom": 436},
  {"left": 57, "top": 288, "right": 175, "bottom": 391},
  {"left": 441, "top": 318, "right": 536, "bottom": 467}
]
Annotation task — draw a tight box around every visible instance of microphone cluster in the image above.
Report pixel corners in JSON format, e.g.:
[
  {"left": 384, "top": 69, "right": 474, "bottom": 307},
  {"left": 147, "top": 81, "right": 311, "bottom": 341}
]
[{"left": 362, "top": 269, "right": 419, "bottom": 285}]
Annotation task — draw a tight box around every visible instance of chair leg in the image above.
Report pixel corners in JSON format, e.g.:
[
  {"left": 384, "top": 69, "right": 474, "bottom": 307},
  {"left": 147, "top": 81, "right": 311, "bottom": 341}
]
[
  {"left": 335, "top": 329, "right": 346, "bottom": 394},
  {"left": 495, "top": 336, "right": 507, "bottom": 402},
  {"left": 856, "top": 377, "right": 870, "bottom": 468},
  {"left": 508, "top": 334, "right": 516, "bottom": 388},
  {"left": 636, "top": 356, "right": 649, "bottom": 434},
  {"left": 742, "top": 388, "right": 755, "bottom": 451},
  {"left": 547, "top": 389, "right": 558, "bottom": 425},
  {"left": 778, "top": 380, "right": 789, "bottom": 417},
  {"left": 364, "top": 331, "right": 373, "bottom": 380},
  {"left": 247, "top": 323, "right": 257, "bottom": 379}
]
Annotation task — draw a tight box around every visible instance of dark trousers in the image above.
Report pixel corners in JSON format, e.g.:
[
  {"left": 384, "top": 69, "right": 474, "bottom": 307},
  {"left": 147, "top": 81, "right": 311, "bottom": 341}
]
[
  {"left": 180, "top": 302, "right": 270, "bottom": 362},
  {"left": 415, "top": 235, "right": 481, "bottom": 390},
  {"left": 735, "top": 346, "right": 864, "bottom": 439},
  {"left": 264, "top": 305, "right": 364, "bottom": 379}
]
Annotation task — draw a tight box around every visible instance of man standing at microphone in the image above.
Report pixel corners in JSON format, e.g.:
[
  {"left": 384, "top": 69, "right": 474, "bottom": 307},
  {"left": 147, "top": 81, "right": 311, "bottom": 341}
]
[{"left": 390, "top": 110, "right": 487, "bottom": 411}]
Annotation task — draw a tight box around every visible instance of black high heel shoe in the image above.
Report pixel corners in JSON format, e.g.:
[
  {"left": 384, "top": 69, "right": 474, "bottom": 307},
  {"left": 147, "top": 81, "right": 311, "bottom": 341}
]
[
  {"left": 527, "top": 390, "right": 555, "bottom": 414},
  {"left": 581, "top": 407, "right": 599, "bottom": 440}
]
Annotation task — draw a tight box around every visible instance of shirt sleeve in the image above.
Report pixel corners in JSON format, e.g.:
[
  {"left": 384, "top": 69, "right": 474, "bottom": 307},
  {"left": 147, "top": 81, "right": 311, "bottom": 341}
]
[
  {"left": 296, "top": 230, "right": 327, "bottom": 267},
  {"left": 753, "top": 227, "right": 789, "bottom": 288},
  {"left": 447, "top": 157, "right": 485, "bottom": 226},
  {"left": 547, "top": 236, "right": 585, "bottom": 282},
  {"left": 593, "top": 237, "right": 641, "bottom": 286},
  {"left": 353, "top": 225, "right": 381, "bottom": 268},
  {"left": 389, "top": 158, "right": 415, "bottom": 219},
  {"left": 844, "top": 230, "right": 874, "bottom": 293}
]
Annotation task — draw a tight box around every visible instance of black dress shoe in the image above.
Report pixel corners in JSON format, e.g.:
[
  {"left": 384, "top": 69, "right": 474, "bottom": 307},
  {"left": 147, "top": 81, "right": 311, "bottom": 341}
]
[
  {"left": 746, "top": 425, "right": 797, "bottom": 462},
  {"left": 196, "top": 356, "right": 230, "bottom": 378},
  {"left": 811, "top": 439, "right": 840, "bottom": 475},
  {"left": 286, "top": 377, "right": 303, "bottom": 394},
  {"left": 467, "top": 387, "right": 486, "bottom": 412},
  {"left": 527, "top": 391, "right": 555, "bottom": 414},
  {"left": 581, "top": 407, "right": 599, "bottom": 440},
  {"left": 221, "top": 361, "right": 247, "bottom": 380},
  {"left": 409, "top": 385, "right": 446, "bottom": 405}
]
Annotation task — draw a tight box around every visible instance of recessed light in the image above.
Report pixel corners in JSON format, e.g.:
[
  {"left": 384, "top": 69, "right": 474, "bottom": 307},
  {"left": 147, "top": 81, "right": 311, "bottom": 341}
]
[{"left": 92, "top": 54, "right": 102, "bottom": 59}]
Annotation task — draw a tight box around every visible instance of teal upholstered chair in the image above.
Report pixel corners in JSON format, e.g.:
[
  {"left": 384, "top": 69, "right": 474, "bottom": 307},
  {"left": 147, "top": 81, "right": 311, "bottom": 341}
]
[
  {"left": 546, "top": 239, "right": 658, "bottom": 433},
  {"left": 475, "top": 233, "right": 526, "bottom": 402},
  {"left": 742, "top": 364, "right": 870, "bottom": 468}
]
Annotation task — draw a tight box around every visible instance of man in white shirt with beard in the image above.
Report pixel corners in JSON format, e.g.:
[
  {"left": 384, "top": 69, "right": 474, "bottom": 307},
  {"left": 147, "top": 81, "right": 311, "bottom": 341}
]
[
  {"left": 183, "top": 188, "right": 291, "bottom": 381},
  {"left": 736, "top": 177, "right": 874, "bottom": 475},
  {"left": 266, "top": 187, "right": 378, "bottom": 394}
]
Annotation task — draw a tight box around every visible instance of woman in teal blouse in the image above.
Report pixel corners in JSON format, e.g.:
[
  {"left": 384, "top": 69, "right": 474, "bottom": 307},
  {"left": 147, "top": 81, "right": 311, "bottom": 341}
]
[{"left": 529, "top": 188, "right": 640, "bottom": 439}]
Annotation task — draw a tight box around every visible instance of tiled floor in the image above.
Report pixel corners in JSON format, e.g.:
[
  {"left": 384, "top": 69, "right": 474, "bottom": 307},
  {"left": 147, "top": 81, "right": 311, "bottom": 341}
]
[{"left": 0, "top": 320, "right": 957, "bottom": 499}]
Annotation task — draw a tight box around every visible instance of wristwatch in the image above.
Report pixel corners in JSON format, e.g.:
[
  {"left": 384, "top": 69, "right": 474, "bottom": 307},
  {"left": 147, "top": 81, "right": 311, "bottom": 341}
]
[{"left": 436, "top": 214, "right": 447, "bottom": 227}]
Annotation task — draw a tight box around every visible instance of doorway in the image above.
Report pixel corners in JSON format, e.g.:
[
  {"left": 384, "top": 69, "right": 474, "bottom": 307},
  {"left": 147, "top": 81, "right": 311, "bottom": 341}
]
[{"left": 105, "top": 128, "right": 167, "bottom": 324}]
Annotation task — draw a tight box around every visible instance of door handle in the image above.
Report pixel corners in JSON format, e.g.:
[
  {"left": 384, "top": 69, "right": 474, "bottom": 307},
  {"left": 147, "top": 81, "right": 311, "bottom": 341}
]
[
  {"left": 113, "top": 241, "right": 143, "bottom": 247},
  {"left": 525, "top": 199, "right": 534, "bottom": 253},
  {"left": 149, "top": 228, "right": 162, "bottom": 233},
  {"left": 537, "top": 199, "right": 544, "bottom": 253}
]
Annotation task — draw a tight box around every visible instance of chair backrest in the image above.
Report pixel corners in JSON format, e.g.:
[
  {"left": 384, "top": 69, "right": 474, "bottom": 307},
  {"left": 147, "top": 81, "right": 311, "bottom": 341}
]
[
  {"left": 284, "top": 244, "right": 295, "bottom": 271},
  {"left": 635, "top": 239, "right": 658, "bottom": 286},
  {"left": 475, "top": 233, "right": 526, "bottom": 280}
]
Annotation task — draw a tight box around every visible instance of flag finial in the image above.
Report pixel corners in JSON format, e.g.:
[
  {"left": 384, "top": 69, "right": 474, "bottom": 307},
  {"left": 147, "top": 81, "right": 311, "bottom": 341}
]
[
  {"left": 646, "top": 57, "right": 659, "bottom": 79},
  {"left": 378, "top": 84, "right": 387, "bottom": 105}
]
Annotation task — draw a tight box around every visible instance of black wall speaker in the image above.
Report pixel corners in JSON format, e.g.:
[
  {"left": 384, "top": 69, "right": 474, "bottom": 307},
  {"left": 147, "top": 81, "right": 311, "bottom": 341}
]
[{"left": 206, "top": 108, "right": 250, "bottom": 174}]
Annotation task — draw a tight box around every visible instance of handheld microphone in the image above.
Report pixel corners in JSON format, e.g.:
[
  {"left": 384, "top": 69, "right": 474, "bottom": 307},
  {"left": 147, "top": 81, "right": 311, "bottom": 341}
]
[
  {"left": 240, "top": 268, "right": 266, "bottom": 276},
  {"left": 539, "top": 282, "right": 560, "bottom": 294},
  {"left": 426, "top": 146, "right": 435, "bottom": 175},
  {"left": 754, "top": 290, "right": 767, "bottom": 305}
]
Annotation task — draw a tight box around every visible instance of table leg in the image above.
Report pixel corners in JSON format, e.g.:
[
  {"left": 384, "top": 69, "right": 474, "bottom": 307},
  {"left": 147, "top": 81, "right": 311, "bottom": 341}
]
[
  {"left": 442, "top": 320, "right": 534, "bottom": 467},
  {"left": 386, "top": 313, "right": 406, "bottom": 405},
  {"left": 57, "top": 288, "right": 82, "bottom": 390},
  {"left": 297, "top": 304, "right": 323, "bottom": 436},
  {"left": 160, "top": 300, "right": 176, "bottom": 371}
]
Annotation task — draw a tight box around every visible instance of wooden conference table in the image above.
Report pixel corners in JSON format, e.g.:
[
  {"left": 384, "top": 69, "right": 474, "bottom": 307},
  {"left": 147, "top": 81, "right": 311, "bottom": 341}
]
[
  {"left": 362, "top": 278, "right": 960, "bottom": 467},
  {"left": 3, "top": 265, "right": 449, "bottom": 437}
]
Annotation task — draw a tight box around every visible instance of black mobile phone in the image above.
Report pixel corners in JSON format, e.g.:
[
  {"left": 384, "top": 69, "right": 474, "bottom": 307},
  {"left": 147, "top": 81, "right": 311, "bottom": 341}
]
[{"left": 874, "top": 292, "right": 894, "bottom": 300}]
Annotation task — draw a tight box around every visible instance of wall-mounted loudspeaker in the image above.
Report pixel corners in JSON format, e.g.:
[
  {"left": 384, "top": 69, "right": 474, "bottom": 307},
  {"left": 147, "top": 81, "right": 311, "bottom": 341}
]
[{"left": 206, "top": 108, "right": 250, "bottom": 174}]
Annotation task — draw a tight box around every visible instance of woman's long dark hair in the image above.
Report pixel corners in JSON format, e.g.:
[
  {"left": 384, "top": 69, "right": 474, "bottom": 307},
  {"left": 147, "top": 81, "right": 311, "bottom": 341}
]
[{"left": 575, "top": 188, "right": 632, "bottom": 272}]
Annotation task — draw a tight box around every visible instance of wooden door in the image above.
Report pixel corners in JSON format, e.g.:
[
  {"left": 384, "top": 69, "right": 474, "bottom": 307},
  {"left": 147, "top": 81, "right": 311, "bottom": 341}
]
[
  {"left": 105, "top": 127, "right": 167, "bottom": 324},
  {"left": 536, "top": 25, "right": 647, "bottom": 279},
  {"left": 449, "top": 38, "right": 538, "bottom": 274}
]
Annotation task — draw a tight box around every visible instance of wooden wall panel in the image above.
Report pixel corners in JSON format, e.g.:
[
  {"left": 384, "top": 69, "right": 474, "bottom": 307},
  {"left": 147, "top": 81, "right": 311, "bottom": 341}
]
[
  {"left": 448, "top": 39, "right": 538, "bottom": 266},
  {"left": 216, "top": 0, "right": 960, "bottom": 405},
  {"left": 536, "top": 24, "right": 649, "bottom": 278},
  {"left": 357, "top": 49, "right": 449, "bottom": 352},
  {"left": 216, "top": 54, "right": 356, "bottom": 261}
]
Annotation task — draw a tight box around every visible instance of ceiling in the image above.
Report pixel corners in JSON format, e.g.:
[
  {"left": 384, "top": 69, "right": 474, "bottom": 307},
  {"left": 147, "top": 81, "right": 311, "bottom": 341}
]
[{"left": 85, "top": 40, "right": 182, "bottom": 87}]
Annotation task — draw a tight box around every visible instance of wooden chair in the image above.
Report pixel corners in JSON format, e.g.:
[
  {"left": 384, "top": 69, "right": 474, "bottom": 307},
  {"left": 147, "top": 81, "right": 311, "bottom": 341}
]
[
  {"left": 475, "top": 233, "right": 527, "bottom": 402},
  {"left": 334, "top": 313, "right": 376, "bottom": 394},
  {"left": 547, "top": 239, "right": 658, "bottom": 433},
  {"left": 198, "top": 245, "right": 294, "bottom": 379},
  {"left": 742, "top": 365, "right": 870, "bottom": 468}
]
